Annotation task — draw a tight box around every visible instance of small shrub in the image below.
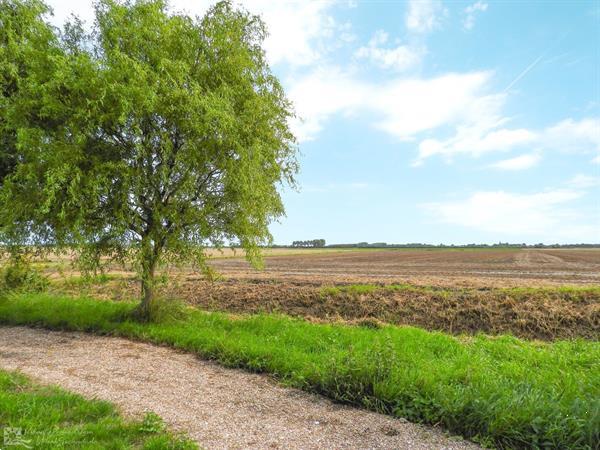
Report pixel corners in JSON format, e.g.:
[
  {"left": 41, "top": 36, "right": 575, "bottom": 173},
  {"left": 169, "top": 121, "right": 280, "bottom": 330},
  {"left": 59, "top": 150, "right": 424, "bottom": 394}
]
[
  {"left": 140, "top": 412, "right": 167, "bottom": 434},
  {"left": 1, "top": 257, "right": 49, "bottom": 293},
  {"left": 129, "top": 297, "right": 188, "bottom": 324}
]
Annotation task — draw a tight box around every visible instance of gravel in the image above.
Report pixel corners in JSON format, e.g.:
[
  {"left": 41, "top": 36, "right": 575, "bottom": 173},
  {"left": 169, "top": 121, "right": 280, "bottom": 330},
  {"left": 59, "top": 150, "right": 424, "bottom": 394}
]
[{"left": 0, "top": 326, "right": 480, "bottom": 450}]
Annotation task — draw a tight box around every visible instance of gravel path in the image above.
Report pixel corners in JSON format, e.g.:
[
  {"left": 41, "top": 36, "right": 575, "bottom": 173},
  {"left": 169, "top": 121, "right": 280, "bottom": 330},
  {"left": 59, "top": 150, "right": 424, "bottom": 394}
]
[{"left": 0, "top": 326, "right": 479, "bottom": 450}]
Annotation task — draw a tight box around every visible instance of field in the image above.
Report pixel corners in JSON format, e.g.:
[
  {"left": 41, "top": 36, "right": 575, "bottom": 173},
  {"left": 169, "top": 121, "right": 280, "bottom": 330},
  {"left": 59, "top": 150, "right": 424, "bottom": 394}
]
[
  {"left": 47, "top": 248, "right": 600, "bottom": 341},
  {"left": 3, "top": 247, "right": 599, "bottom": 448},
  {"left": 206, "top": 247, "right": 600, "bottom": 286},
  {"left": 42, "top": 247, "right": 600, "bottom": 286}
]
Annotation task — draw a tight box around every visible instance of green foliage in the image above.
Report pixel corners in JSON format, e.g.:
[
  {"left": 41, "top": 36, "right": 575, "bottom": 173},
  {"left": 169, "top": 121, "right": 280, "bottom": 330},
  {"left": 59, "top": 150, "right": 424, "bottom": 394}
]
[
  {"left": 140, "top": 412, "right": 167, "bottom": 434},
  {"left": 320, "top": 284, "right": 379, "bottom": 297},
  {"left": 63, "top": 273, "right": 119, "bottom": 287},
  {"left": 0, "top": 0, "right": 298, "bottom": 313},
  {"left": 0, "top": 256, "right": 49, "bottom": 293},
  {"left": 0, "top": 368, "right": 196, "bottom": 448},
  {"left": 1, "top": 293, "right": 598, "bottom": 449},
  {"left": 0, "top": 0, "right": 54, "bottom": 186}
]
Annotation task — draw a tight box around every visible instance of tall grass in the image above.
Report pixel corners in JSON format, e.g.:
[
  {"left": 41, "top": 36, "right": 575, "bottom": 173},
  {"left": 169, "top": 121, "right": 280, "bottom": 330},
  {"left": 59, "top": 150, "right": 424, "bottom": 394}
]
[{"left": 0, "top": 293, "right": 598, "bottom": 449}]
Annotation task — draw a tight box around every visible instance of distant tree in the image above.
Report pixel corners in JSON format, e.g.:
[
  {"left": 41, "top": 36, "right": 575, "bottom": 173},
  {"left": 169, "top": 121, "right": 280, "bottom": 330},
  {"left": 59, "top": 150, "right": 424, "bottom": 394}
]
[
  {"left": 291, "top": 239, "right": 325, "bottom": 248},
  {"left": 0, "top": 0, "right": 298, "bottom": 319}
]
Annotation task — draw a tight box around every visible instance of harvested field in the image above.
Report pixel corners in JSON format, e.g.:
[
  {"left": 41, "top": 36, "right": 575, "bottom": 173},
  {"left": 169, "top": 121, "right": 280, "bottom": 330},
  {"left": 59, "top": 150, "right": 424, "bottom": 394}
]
[
  {"left": 43, "top": 248, "right": 600, "bottom": 340},
  {"left": 40, "top": 248, "right": 600, "bottom": 287},
  {"left": 206, "top": 248, "right": 600, "bottom": 287}
]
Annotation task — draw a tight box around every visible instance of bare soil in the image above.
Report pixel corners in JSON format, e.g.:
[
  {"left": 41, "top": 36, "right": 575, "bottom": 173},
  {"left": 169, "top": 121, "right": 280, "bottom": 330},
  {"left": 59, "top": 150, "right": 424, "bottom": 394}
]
[{"left": 206, "top": 248, "right": 600, "bottom": 287}]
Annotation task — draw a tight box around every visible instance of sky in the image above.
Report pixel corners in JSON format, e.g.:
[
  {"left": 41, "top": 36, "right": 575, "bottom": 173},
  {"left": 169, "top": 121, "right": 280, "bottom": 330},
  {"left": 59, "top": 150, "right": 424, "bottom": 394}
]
[{"left": 45, "top": 0, "right": 600, "bottom": 245}]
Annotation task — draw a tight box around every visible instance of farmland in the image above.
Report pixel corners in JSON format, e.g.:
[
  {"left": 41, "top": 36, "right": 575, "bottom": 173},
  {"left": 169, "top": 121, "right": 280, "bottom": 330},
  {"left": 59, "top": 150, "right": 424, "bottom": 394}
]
[
  {"left": 205, "top": 247, "right": 600, "bottom": 287},
  {"left": 45, "top": 247, "right": 600, "bottom": 341},
  {"left": 3, "top": 247, "right": 600, "bottom": 448}
]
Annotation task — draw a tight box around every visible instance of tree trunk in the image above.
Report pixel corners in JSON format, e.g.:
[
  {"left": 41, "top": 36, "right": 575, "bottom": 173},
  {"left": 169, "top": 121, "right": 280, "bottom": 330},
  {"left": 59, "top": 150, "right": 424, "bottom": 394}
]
[{"left": 139, "top": 236, "right": 157, "bottom": 321}]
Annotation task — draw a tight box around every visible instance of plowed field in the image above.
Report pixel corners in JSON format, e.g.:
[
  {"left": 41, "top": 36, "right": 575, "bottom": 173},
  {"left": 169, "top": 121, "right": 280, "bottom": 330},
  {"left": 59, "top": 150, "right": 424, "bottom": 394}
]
[{"left": 206, "top": 248, "right": 600, "bottom": 287}]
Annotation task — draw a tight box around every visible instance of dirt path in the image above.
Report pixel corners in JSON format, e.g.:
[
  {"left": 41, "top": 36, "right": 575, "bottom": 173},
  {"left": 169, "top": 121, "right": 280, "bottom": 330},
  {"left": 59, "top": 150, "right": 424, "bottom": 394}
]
[{"left": 0, "top": 327, "right": 479, "bottom": 450}]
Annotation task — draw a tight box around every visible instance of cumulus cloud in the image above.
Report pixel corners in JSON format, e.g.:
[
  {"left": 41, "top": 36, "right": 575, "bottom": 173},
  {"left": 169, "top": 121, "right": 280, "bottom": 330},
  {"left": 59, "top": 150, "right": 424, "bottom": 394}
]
[
  {"left": 422, "top": 187, "right": 599, "bottom": 242},
  {"left": 286, "top": 66, "right": 366, "bottom": 141},
  {"left": 568, "top": 174, "right": 600, "bottom": 188},
  {"left": 416, "top": 127, "right": 535, "bottom": 164},
  {"left": 414, "top": 117, "right": 600, "bottom": 165},
  {"left": 405, "top": 0, "right": 446, "bottom": 33},
  {"left": 355, "top": 30, "right": 422, "bottom": 72},
  {"left": 463, "top": 1, "right": 488, "bottom": 30},
  {"left": 488, "top": 152, "right": 541, "bottom": 170},
  {"left": 236, "top": 0, "right": 342, "bottom": 66},
  {"left": 288, "top": 68, "right": 499, "bottom": 142},
  {"left": 543, "top": 118, "right": 600, "bottom": 154},
  {"left": 45, "top": 0, "right": 346, "bottom": 67}
]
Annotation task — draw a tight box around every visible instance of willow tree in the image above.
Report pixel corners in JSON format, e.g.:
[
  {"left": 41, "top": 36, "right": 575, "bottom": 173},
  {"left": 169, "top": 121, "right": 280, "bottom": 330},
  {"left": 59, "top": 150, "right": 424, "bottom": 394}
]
[{"left": 0, "top": 0, "right": 298, "bottom": 317}]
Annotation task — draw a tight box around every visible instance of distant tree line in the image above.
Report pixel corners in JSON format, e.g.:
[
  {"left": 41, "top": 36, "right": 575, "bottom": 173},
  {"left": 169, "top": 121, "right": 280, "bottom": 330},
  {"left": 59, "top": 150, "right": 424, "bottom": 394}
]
[
  {"left": 323, "top": 242, "right": 600, "bottom": 249},
  {"left": 291, "top": 239, "right": 326, "bottom": 248}
]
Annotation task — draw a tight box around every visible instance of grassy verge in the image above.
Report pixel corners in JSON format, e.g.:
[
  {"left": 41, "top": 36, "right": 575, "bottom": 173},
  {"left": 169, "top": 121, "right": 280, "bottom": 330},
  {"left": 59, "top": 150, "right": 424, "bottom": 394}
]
[
  {"left": 0, "top": 368, "right": 195, "bottom": 449},
  {"left": 319, "top": 283, "right": 600, "bottom": 300},
  {"left": 1, "top": 293, "right": 599, "bottom": 449}
]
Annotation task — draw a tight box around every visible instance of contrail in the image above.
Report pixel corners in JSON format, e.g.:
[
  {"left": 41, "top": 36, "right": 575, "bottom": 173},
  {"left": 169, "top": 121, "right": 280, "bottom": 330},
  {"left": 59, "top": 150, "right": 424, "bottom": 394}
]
[
  {"left": 503, "top": 31, "right": 571, "bottom": 92},
  {"left": 503, "top": 52, "right": 546, "bottom": 92}
]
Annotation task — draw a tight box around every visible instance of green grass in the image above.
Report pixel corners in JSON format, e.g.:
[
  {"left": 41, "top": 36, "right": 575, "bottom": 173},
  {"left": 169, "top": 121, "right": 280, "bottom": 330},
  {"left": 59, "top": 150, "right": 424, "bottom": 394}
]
[
  {"left": 1, "top": 293, "right": 599, "bottom": 449},
  {"left": 0, "top": 368, "right": 195, "bottom": 449},
  {"left": 319, "top": 283, "right": 449, "bottom": 296},
  {"left": 60, "top": 273, "right": 128, "bottom": 287},
  {"left": 319, "top": 282, "right": 600, "bottom": 301}
]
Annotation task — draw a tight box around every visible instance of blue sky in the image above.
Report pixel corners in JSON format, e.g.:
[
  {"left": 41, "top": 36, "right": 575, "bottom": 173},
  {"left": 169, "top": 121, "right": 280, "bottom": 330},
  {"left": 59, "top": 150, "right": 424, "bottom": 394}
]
[{"left": 46, "top": 0, "right": 600, "bottom": 244}]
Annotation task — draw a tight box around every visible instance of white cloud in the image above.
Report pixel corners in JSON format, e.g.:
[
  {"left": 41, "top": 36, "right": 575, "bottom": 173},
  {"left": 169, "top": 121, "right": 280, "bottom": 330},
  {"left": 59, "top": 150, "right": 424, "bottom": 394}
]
[
  {"left": 568, "top": 174, "right": 600, "bottom": 188},
  {"left": 405, "top": 0, "right": 446, "bottom": 33},
  {"left": 592, "top": 155, "right": 600, "bottom": 164},
  {"left": 543, "top": 118, "right": 600, "bottom": 154},
  {"left": 355, "top": 30, "right": 422, "bottom": 71},
  {"left": 43, "top": 0, "right": 95, "bottom": 26},
  {"left": 45, "top": 0, "right": 345, "bottom": 67},
  {"left": 287, "top": 66, "right": 366, "bottom": 141},
  {"left": 237, "top": 0, "right": 341, "bottom": 66},
  {"left": 463, "top": 1, "right": 488, "bottom": 30},
  {"left": 372, "top": 72, "right": 500, "bottom": 139},
  {"left": 415, "top": 117, "right": 600, "bottom": 165},
  {"left": 422, "top": 187, "right": 599, "bottom": 241},
  {"left": 416, "top": 126, "right": 535, "bottom": 164},
  {"left": 288, "top": 68, "right": 499, "bottom": 142},
  {"left": 488, "top": 152, "right": 541, "bottom": 170}
]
